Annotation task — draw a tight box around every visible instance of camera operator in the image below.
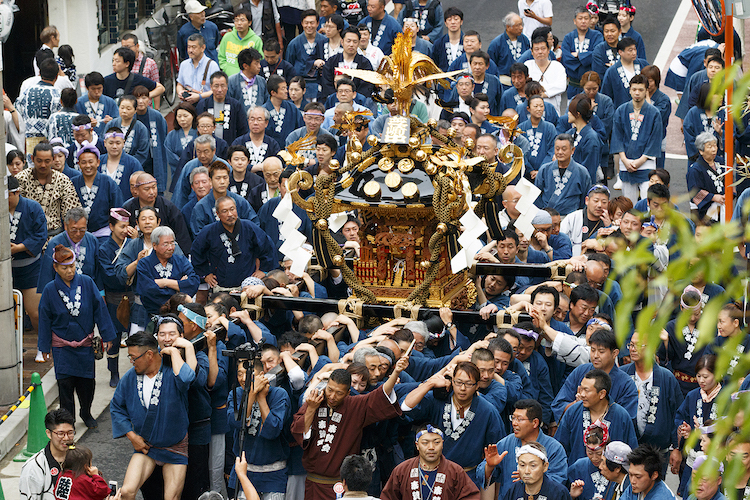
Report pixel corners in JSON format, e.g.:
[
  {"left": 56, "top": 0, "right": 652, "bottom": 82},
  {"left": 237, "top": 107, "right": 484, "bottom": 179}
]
[{"left": 227, "top": 359, "right": 292, "bottom": 498}]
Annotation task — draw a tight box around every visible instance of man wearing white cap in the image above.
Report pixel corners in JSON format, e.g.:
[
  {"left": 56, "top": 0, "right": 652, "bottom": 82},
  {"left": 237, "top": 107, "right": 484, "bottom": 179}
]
[
  {"left": 599, "top": 441, "right": 632, "bottom": 500},
  {"left": 177, "top": 0, "right": 221, "bottom": 63},
  {"left": 686, "top": 454, "right": 724, "bottom": 500},
  {"left": 530, "top": 209, "right": 573, "bottom": 260}
]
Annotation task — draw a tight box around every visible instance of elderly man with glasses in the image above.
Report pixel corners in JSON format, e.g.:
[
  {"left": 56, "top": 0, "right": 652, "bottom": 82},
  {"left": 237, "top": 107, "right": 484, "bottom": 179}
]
[
  {"left": 134, "top": 226, "right": 200, "bottom": 317},
  {"left": 36, "top": 207, "right": 100, "bottom": 297}
]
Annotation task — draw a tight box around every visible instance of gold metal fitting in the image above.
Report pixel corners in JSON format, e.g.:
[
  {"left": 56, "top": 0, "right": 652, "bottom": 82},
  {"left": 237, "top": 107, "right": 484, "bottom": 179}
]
[
  {"left": 378, "top": 157, "right": 394, "bottom": 172},
  {"left": 364, "top": 180, "right": 381, "bottom": 199},
  {"left": 436, "top": 223, "right": 448, "bottom": 234},
  {"left": 425, "top": 162, "right": 437, "bottom": 175},
  {"left": 420, "top": 260, "right": 431, "bottom": 269},
  {"left": 398, "top": 158, "right": 415, "bottom": 174},
  {"left": 329, "top": 159, "right": 340, "bottom": 171},
  {"left": 384, "top": 171, "right": 402, "bottom": 190},
  {"left": 332, "top": 255, "right": 345, "bottom": 266},
  {"left": 367, "top": 135, "right": 379, "bottom": 146},
  {"left": 463, "top": 138, "right": 475, "bottom": 150},
  {"left": 446, "top": 128, "right": 456, "bottom": 138},
  {"left": 427, "top": 118, "right": 437, "bottom": 127},
  {"left": 414, "top": 149, "right": 427, "bottom": 162},
  {"left": 402, "top": 182, "right": 419, "bottom": 200},
  {"left": 351, "top": 139, "right": 362, "bottom": 153},
  {"left": 349, "top": 151, "right": 362, "bottom": 164},
  {"left": 408, "top": 136, "right": 420, "bottom": 148},
  {"left": 316, "top": 219, "right": 329, "bottom": 230}
]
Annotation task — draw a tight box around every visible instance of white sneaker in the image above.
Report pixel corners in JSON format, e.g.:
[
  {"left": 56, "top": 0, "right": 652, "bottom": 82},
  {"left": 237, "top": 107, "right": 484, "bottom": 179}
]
[
  {"left": 35, "top": 351, "right": 46, "bottom": 363},
  {"left": 613, "top": 173, "right": 623, "bottom": 190}
]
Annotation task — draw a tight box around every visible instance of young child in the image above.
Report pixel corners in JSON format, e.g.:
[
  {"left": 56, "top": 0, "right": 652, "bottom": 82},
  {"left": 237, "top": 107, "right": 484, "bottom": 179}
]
[{"left": 54, "top": 445, "right": 111, "bottom": 500}]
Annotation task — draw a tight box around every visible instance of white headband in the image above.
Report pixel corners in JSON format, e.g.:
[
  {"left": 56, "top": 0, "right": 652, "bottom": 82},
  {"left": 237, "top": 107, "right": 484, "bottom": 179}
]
[{"left": 516, "top": 445, "right": 548, "bottom": 463}]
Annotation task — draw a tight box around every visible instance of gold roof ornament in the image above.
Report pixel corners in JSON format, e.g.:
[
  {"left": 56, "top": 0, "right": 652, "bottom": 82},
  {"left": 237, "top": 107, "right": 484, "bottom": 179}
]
[
  {"left": 278, "top": 130, "right": 316, "bottom": 166},
  {"left": 278, "top": 28, "right": 530, "bottom": 309},
  {"left": 339, "top": 26, "right": 464, "bottom": 116}
]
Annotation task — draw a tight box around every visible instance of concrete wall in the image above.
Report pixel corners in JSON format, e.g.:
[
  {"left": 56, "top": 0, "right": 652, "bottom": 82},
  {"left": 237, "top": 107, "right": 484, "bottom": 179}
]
[{"left": 49, "top": 0, "right": 178, "bottom": 77}]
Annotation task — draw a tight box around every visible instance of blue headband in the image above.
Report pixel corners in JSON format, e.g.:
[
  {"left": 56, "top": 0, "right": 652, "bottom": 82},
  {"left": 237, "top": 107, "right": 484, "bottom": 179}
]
[
  {"left": 178, "top": 304, "right": 206, "bottom": 330},
  {"left": 416, "top": 424, "right": 444, "bottom": 441}
]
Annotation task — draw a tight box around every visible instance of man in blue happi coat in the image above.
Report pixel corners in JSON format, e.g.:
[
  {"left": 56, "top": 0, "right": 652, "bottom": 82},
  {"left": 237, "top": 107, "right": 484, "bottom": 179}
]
[
  {"left": 192, "top": 196, "right": 277, "bottom": 288},
  {"left": 111, "top": 331, "right": 197, "bottom": 500},
  {"left": 555, "top": 369, "right": 639, "bottom": 466},
  {"left": 620, "top": 445, "right": 677, "bottom": 500},
  {"left": 37, "top": 207, "right": 101, "bottom": 293},
  {"left": 477, "top": 399, "right": 568, "bottom": 498},
  {"left": 552, "top": 329, "right": 638, "bottom": 423}
]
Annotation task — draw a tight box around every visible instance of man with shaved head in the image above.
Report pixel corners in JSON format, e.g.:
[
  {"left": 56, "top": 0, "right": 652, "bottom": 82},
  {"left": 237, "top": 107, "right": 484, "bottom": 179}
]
[
  {"left": 248, "top": 156, "right": 284, "bottom": 213},
  {"left": 123, "top": 172, "right": 192, "bottom": 253},
  {"left": 499, "top": 185, "right": 521, "bottom": 228}
]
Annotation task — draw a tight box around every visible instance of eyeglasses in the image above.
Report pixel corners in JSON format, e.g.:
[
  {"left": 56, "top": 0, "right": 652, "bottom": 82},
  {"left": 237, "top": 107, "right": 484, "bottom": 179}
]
[
  {"left": 509, "top": 415, "right": 530, "bottom": 422},
  {"left": 67, "top": 228, "right": 86, "bottom": 234},
  {"left": 128, "top": 350, "right": 149, "bottom": 362},
  {"left": 452, "top": 379, "right": 477, "bottom": 389},
  {"left": 627, "top": 342, "right": 646, "bottom": 350},
  {"left": 51, "top": 430, "right": 76, "bottom": 438}
]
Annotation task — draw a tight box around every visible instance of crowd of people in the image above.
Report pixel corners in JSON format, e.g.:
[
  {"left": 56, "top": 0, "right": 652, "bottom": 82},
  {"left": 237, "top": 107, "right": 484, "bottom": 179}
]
[{"left": 9, "top": 0, "right": 750, "bottom": 500}]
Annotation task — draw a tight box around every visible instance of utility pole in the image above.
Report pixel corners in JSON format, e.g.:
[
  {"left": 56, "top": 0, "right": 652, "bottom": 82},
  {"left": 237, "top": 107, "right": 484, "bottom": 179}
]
[{"left": 0, "top": 52, "right": 20, "bottom": 405}]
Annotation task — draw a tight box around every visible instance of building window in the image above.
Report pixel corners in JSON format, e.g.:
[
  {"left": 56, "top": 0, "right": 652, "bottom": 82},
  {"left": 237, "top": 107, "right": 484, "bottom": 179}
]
[{"left": 98, "top": 0, "right": 159, "bottom": 49}]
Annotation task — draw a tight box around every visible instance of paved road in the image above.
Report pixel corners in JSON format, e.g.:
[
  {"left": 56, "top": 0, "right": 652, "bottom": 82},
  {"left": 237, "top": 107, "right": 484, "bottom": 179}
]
[{"left": 77, "top": 407, "right": 145, "bottom": 500}]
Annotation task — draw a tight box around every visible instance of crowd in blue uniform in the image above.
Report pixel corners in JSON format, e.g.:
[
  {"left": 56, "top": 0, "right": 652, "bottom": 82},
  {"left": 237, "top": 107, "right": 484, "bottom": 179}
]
[{"left": 9, "top": 0, "right": 750, "bottom": 500}]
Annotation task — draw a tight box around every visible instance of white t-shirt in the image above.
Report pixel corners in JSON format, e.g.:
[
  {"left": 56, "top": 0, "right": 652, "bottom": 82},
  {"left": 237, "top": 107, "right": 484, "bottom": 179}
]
[
  {"left": 524, "top": 59, "right": 567, "bottom": 114},
  {"left": 142, "top": 373, "right": 158, "bottom": 409},
  {"left": 519, "top": 0, "right": 554, "bottom": 40},
  {"left": 634, "top": 371, "right": 653, "bottom": 435}
]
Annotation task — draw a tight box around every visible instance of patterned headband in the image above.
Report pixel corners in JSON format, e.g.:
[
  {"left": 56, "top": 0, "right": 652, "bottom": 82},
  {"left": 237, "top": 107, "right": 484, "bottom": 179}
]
[
  {"left": 681, "top": 285, "right": 703, "bottom": 311},
  {"left": 76, "top": 141, "right": 100, "bottom": 161},
  {"left": 135, "top": 177, "right": 157, "bottom": 187},
  {"left": 516, "top": 444, "right": 548, "bottom": 462},
  {"left": 416, "top": 424, "right": 444, "bottom": 441},
  {"left": 586, "top": 2, "right": 599, "bottom": 14},
  {"left": 72, "top": 123, "right": 92, "bottom": 131},
  {"left": 620, "top": 5, "right": 636, "bottom": 13},
  {"left": 110, "top": 208, "right": 131, "bottom": 222},
  {"left": 586, "top": 318, "right": 611, "bottom": 331},
  {"left": 52, "top": 146, "right": 69, "bottom": 158},
  {"left": 105, "top": 131, "right": 125, "bottom": 140},
  {"left": 584, "top": 421, "right": 610, "bottom": 450},
  {"left": 53, "top": 253, "right": 76, "bottom": 265},
  {"left": 156, "top": 315, "right": 184, "bottom": 334}
]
